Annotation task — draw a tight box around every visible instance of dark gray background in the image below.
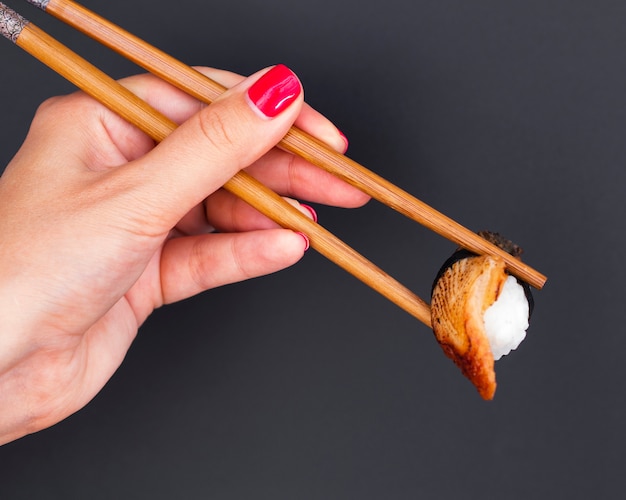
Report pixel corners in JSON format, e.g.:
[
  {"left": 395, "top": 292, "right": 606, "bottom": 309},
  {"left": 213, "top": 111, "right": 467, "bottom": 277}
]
[{"left": 1, "top": 0, "right": 624, "bottom": 498}]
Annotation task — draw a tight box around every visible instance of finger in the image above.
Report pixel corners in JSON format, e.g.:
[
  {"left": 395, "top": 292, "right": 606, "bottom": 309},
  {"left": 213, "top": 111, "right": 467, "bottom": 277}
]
[
  {"left": 200, "top": 192, "right": 317, "bottom": 233},
  {"left": 112, "top": 65, "right": 304, "bottom": 233},
  {"left": 159, "top": 229, "right": 309, "bottom": 304},
  {"left": 194, "top": 67, "right": 348, "bottom": 153},
  {"left": 174, "top": 194, "right": 316, "bottom": 235},
  {"left": 244, "top": 147, "right": 371, "bottom": 207}
]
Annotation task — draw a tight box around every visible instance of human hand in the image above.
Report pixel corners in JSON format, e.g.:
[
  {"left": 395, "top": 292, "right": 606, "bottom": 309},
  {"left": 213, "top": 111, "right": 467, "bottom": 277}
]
[{"left": 0, "top": 65, "right": 369, "bottom": 444}]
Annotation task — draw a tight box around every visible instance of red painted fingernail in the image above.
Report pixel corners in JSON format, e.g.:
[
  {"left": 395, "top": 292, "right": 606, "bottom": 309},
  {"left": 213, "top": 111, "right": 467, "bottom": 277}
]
[
  {"left": 300, "top": 204, "right": 318, "bottom": 222},
  {"left": 296, "top": 232, "right": 310, "bottom": 252},
  {"left": 338, "top": 130, "right": 349, "bottom": 153},
  {"left": 247, "top": 64, "right": 302, "bottom": 118}
]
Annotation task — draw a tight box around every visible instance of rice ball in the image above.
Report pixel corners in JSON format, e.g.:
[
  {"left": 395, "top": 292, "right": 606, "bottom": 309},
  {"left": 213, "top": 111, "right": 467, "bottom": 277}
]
[{"left": 483, "top": 275, "right": 529, "bottom": 360}]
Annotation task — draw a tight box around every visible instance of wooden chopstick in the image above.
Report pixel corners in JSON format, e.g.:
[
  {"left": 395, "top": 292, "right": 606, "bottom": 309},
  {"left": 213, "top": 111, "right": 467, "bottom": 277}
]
[
  {"left": 0, "top": 2, "right": 433, "bottom": 326},
  {"left": 21, "top": 0, "right": 547, "bottom": 290}
]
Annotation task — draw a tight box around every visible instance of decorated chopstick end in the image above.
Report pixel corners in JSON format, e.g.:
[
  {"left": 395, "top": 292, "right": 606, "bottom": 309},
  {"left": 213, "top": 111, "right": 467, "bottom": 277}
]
[
  {"left": 24, "top": 0, "right": 50, "bottom": 11},
  {"left": 0, "top": 2, "right": 29, "bottom": 43}
]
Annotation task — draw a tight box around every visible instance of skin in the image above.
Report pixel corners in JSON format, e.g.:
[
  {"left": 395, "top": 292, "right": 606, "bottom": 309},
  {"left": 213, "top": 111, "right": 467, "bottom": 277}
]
[{"left": 0, "top": 66, "right": 369, "bottom": 445}]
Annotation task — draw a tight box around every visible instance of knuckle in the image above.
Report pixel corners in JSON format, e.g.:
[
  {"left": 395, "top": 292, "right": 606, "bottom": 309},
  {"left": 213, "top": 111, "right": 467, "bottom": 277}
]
[
  {"left": 187, "top": 236, "right": 254, "bottom": 292},
  {"left": 32, "top": 93, "right": 99, "bottom": 132},
  {"left": 229, "top": 237, "right": 254, "bottom": 280},
  {"left": 189, "top": 239, "right": 213, "bottom": 291},
  {"left": 196, "top": 106, "right": 237, "bottom": 153},
  {"left": 34, "top": 95, "right": 62, "bottom": 115},
  {"left": 31, "top": 96, "right": 66, "bottom": 128}
]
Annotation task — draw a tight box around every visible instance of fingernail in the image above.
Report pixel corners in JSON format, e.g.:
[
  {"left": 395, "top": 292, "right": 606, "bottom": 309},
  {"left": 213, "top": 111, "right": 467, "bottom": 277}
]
[
  {"left": 247, "top": 64, "right": 302, "bottom": 118},
  {"left": 300, "top": 204, "right": 318, "bottom": 222},
  {"left": 338, "top": 130, "right": 349, "bottom": 153},
  {"left": 295, "top": 232, "right": 310, "bottom": 252}
]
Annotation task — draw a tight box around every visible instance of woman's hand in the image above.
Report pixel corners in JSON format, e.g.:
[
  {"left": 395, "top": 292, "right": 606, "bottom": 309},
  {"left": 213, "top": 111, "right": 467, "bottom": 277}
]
[{"left": 0, "top": 65, "right": 369, "bottom": 444}]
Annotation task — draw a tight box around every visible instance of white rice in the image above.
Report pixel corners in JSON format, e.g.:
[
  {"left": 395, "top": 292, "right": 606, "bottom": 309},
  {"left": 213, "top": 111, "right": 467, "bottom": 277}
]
[{"left": 483, "top": 275, "right": 529, "bottom": 360}]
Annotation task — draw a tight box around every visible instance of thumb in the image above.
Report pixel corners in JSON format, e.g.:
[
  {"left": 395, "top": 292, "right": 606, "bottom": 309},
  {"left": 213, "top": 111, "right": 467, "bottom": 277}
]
[{"left": 117, "top": 65, "right": 303, "bottom": 230}]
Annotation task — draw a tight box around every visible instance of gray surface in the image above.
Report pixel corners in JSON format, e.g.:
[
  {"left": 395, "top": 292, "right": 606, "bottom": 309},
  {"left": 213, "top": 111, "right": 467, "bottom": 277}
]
[{"left": 1, "top": 0, "right": 624, "bottom": 498}]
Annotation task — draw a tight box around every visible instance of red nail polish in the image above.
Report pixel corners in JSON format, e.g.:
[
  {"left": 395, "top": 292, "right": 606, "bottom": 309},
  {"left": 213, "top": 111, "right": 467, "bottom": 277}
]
[
  {"left": 247, "top": 65, "right": 302, "bottom": 118},
  {"left": 295, "top": 232, "right": 310, "bottom": 252},
  {"left": 300, "top": 204, "right": 318, "bottom": 222},
  {"left": 338, "top": 130, "right": 349, "bottom": 153}
]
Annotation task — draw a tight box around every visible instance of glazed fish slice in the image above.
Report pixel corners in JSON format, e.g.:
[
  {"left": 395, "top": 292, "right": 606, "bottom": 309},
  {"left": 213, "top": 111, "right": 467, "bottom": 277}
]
[{"left": 431, "top": 254, "right": 507, "bottom": 400}]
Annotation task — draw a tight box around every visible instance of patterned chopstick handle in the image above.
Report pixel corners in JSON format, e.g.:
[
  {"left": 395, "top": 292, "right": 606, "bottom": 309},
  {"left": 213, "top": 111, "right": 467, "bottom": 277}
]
[
  {"left": 23, "top": 0, "right": 50, "bottom": 10},
  {"left": 0, "top": 2, "right": 29, "bottom": 43}
]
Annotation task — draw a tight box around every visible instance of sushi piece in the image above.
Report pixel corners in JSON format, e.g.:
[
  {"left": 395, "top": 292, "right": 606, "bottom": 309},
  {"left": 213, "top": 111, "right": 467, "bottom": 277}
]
[{"left": 430, "top": 232, "right": 533, "bottom": 400}]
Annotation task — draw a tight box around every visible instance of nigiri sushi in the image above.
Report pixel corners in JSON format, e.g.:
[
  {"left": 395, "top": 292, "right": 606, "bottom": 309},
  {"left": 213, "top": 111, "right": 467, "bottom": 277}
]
[{"left": 430, "top": 232, "right": 533, "bottom": 400}]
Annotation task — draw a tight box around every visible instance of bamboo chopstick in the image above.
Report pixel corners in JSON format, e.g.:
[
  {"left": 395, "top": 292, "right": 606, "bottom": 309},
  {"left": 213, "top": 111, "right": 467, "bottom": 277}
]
[
  {"left": 20, "top": 0, "right": 547, "bottom": 290},
  {"left": 0, "top": 2, "right": 433, "bottom": 326}
]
